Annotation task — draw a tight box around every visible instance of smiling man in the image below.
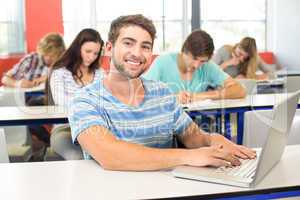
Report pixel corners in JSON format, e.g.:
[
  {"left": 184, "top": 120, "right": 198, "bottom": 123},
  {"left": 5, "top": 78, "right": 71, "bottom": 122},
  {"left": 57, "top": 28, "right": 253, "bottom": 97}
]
[
  {"left": 68, "top": 14, "right": 255, "bottom": 171},
  {"left": 143, "top": 30, "right": 246, "bottom": 104}
]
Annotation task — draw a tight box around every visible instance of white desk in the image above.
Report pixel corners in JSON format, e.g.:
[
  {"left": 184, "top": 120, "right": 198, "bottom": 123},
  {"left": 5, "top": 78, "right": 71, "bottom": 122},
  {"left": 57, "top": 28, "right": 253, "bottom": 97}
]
[
  {"left": 0, "top": 145, "right": 300, "bottom": 200},
  {"left": 276, "top": 69, "right": 300, "bottom": 77},
  {"left": 0, "top": 83, "right": 45, "bottom": 93},
  {"left": 0, "top": 106, "right": 67, "bottom": 126},
  {"left": 185, "top": 93, "right": 300, "bottom": 144},
  {"left": 0, "top": 93, "right": 298, "bottom": 142},
  {"left": 184, "top": 93, "right": 298, "bottom": 112}
]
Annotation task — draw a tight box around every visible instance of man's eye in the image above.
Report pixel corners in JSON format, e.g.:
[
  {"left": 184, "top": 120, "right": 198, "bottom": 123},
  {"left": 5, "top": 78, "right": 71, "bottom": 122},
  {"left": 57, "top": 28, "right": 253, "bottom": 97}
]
[
  {"left": 124, "top": 41, "right": 132, "bottom": 46},
  {"left": 142, "top": 45, "right": 151, "bottom": 50}
]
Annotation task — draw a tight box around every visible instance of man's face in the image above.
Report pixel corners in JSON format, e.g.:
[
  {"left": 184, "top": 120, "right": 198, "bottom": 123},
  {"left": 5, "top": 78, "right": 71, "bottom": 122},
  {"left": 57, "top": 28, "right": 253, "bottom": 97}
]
[
  {"left": 43, "top": 53, "right": 57, "bottom": 66},
  {"left": 106, "top": 25, "right": 153, "bottom": 79},
  {"left": 182, "top": 52, "right": 209, "bottom": 72}
]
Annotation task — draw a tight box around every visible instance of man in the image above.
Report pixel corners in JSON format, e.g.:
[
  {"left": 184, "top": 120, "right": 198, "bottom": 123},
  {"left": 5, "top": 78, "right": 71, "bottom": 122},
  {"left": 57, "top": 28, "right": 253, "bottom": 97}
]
[
  {"left": 143, "top": 30, "right": 246, "bottom": 104},
  {"left": 1, "top": 32, "right": 65, "bottom": 88},
  {"left": 68, "top": 14, "right": 255, "bottom": 171}
]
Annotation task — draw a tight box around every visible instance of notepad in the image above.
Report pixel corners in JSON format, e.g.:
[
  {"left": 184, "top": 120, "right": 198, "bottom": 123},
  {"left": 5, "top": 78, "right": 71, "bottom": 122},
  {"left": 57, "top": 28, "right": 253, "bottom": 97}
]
[{"left": 181, "top": 99, "right": 217, "bottom": 110}]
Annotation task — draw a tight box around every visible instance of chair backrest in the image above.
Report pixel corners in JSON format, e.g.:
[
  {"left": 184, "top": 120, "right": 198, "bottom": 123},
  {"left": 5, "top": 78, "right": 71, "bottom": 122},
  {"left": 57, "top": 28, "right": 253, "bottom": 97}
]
[
  {"left": 284, "top": 76, "right": 300, "bottom": 93},
  {"left": 258, "top": 52, "right": 276, "bottom": 65},
  {"left": 237, "top": 79, "right": 257, "bottom": 95},
  {"left": 243, "top": 109, "right": 300, "bottom": 148},
  {"left": 0, "top": 128, "right": 9, "bottom": 163},
  {"left": 0, "top": 90, "right": 31, "bottom": 145}
]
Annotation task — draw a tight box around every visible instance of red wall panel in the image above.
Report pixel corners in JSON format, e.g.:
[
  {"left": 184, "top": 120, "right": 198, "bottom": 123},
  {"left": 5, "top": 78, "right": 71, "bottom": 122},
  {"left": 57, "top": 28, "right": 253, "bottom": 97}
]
[{"left": 25, "top": 0, "right": 64, "bottom": 52}]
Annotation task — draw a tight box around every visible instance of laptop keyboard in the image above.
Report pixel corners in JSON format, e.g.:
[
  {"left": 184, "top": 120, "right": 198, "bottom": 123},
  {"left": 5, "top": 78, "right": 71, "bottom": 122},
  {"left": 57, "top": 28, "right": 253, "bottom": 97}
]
[{"left": 215, "top": 156, "right": 259, "bottom": 178}]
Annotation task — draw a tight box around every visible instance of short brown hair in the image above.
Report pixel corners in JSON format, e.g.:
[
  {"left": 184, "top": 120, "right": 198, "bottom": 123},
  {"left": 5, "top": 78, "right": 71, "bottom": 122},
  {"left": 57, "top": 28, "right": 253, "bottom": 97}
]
[
  {"left": 37, "top": 32, "right": 65, "bottom": 60},
  {"left": 108, "top": 14, "right": 156, "bottom": 45},
  {"left": 181, "top": 29, "right": 214, "bottom": 59}
]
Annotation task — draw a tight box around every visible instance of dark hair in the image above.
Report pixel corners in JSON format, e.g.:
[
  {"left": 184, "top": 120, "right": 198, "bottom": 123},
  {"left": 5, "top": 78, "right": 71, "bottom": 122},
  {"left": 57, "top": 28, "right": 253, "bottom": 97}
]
[
  {"left": 181, "top": 29, "right": 214, "bottom": 59},
  {"left": 46, "top": 28, "right": 104, "bottom": 105},
  {"left": 52, "top": 28, "right": 104, "bottom": 79},
  {"left": 108, "top": 14, "right": 156, "bottom": 45}
]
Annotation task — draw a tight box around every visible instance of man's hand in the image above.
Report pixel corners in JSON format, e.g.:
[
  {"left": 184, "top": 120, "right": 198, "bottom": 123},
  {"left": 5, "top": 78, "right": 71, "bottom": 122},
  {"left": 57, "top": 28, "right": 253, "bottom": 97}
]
[
  {"left": 32, "top": 77, "right": 45, "bottom": 86},
  {"left": 210, "top": 134, "right": 256, "bottom": 160},
  {"left": 17, "top": 79, "right": 36, "bottom": 88},
  {"left": 184, "top": 145, "right": 241, "bottom": 167},
  {"left": 177, "top": 91, "right": 192, "bottom": 104}
]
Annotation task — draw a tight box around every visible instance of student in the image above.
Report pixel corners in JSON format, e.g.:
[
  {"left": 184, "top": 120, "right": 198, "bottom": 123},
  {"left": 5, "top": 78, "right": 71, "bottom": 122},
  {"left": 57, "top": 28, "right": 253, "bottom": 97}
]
[
  {"left": 1, "top": 33, "right": 65, "bottom": 150},
  {"left": 212, "top": 37, "right": 275, "bottom": 79},
  {"left": 143, "top": 30, "right": 246, "bottom": 104},
  {"left": 68, "top": 14, "right": 256, "bottom": 171},
  {"left": 48, "top": 28, "right": 104, "bottom": 159},
  {"left": 1, "top": 33, "right": 65, "bottom": 88}
]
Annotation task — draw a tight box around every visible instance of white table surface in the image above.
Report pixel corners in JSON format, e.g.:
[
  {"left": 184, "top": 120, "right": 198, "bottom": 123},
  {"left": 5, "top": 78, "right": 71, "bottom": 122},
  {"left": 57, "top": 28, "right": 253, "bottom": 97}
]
[
  {"left": 0, "top": 83, "right": 45, "bottom": 93},
  {"left": 185, "top": 93, "right": 299, "bottom": 111},
  {"left": 0, "top": 93, "right": 297, "bottom": 121},
  {"left": 0, "top": 106, "right": 66, "bottom": 122},
  {"left": 1, "top": 145, "right": 300, "bottom": 200}
]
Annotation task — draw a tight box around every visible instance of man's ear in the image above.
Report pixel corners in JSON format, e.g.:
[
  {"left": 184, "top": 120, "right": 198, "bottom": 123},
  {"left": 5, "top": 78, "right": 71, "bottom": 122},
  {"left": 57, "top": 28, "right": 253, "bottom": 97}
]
[{"left": 105, "top": 42, "right": 113, "bottom": 56}]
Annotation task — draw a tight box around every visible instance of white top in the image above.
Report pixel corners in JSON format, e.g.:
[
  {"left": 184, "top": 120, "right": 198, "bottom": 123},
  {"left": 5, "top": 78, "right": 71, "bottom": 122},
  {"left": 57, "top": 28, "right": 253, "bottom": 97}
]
[
  {"left": 50, "top": 67, "right": 102, "bottom": 107},
  {"left": 0, "top": 145, "right": 299, "bottom": 200}
]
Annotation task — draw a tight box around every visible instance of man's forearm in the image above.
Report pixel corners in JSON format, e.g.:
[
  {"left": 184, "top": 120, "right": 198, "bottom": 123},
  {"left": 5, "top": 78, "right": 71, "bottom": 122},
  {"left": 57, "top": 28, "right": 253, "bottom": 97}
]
[
  {"left": 219, "top": 83, "right": 246, "bottom": 99},
  {"left": 194, "top": 83, "right": 245, "bottom": 101},
  {"left": 78, "top": 127, "right": 190, "bottom": 171},
  {"left": 82, "top": 136, "right": 188, "bottom": 171}
]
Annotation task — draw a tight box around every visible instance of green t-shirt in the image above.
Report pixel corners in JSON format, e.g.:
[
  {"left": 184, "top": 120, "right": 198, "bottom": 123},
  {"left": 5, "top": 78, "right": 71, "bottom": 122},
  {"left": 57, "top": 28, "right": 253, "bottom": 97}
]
[{"left": 143, "top": 53, "right": 229, "bottom": 94}]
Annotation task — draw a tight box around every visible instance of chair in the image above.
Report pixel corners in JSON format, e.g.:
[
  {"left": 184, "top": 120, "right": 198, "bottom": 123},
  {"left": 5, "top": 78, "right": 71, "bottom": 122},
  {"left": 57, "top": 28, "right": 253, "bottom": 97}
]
[
  {"left": 44, "top": 125, "right": 83, "bottom": 161},
  {"left": 284, "top": 76, "right": 300, "bottom": 93},
  {"left": 0, "top": 90, "right": 32, "bottom": 162},
  {"left": 0, "top": 128, "right": 9, "bottom": 163},
  {"left": 237, "top": 79, "right": 257, "bottom": 95},
  {"left": 243, "top": 109, "right": 300, "bottom": 148}
]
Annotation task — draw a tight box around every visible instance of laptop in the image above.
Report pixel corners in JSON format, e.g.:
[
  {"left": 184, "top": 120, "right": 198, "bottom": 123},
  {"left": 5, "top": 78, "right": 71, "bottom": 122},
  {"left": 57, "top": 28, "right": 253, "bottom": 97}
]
[{"left": 172, "top": 91, "right": 300, "bottom": 188}]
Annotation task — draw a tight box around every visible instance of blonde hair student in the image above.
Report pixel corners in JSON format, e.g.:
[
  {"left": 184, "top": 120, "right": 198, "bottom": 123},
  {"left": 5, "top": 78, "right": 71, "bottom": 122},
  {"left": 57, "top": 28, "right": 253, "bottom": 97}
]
[
  {"left": 212, "top": 37, "right": 274, "bottom": 79},
  {"left": 1, "top": 32, "right": 65, "bottom": 88}
]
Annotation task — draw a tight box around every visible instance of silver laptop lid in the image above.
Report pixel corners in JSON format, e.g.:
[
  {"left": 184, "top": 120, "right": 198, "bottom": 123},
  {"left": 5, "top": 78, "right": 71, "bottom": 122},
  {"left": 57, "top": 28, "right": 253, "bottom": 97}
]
[{"left": 252, "top": 91, "right": 300, "bottom": 186}]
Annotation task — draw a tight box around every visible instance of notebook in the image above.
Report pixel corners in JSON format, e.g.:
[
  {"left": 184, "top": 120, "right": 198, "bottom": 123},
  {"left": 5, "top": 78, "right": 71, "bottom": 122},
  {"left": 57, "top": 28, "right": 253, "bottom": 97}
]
[
  {"left": 172, "top": 91, "right": 300, "bottom": 188},
  {"left": 181, "top": 99, "right": 217, "bottom": 110}
]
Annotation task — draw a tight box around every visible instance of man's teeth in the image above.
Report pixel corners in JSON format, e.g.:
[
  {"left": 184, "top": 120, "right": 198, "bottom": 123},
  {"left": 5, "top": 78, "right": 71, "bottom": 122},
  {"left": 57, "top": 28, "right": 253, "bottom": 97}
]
[{"left": 126, "top": 60, "right": 141, "bottom": 65}]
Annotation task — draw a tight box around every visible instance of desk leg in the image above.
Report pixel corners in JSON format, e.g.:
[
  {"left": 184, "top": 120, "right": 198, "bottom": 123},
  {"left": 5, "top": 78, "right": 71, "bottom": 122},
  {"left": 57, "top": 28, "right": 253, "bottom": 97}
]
[
  {"left": 215, "top": 113, "right": 222, "bottom": 134},
  {"left": 237, "top": 112, "right": 244, "bottom": 145},
  {"left": 224, "top": 113, "right": 231, "bottom": 140}
]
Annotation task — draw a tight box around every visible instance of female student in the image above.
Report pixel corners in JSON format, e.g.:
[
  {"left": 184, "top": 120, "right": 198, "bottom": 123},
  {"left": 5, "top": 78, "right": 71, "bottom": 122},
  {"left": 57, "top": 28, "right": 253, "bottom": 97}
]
[
  {"left": 212, "top": 37, "right": 275, "bottom": 79},
  {"left": 48, "top": 28, "right": 104, "bottom": 159}
]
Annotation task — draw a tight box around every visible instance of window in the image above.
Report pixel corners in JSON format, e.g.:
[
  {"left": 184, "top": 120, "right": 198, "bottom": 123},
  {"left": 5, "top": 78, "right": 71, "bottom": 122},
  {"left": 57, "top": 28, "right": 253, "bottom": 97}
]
[
  {"left": 63, "top": 0, "right": 267, "bottom": 53},
  {"left": 0, "top": 0, "right": 25, "bottom": 55},
  {"left": 62, "top": 0, "right": 191, "bottom": 53},
  {"left": 200, "top": 0, "right": 267, "bottom": 50}
]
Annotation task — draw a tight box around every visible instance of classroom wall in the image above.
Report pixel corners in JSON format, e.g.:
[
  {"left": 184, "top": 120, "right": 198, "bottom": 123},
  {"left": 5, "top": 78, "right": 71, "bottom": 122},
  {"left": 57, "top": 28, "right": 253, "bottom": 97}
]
[
  {"left": 25, "top": 0, "right": 64, "bottom": 52},
  {"left": 267, "top": 0, "right": 300, "bottom": 70}
]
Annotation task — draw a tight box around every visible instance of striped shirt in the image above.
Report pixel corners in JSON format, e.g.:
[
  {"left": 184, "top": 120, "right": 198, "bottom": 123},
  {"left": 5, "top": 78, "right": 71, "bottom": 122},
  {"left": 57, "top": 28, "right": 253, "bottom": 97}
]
[
  {"left": 50, "top": 67, "right": 103, "bottom": 107},
  {"left": 10, "top": 52, "right": 48, "bottom": 80},
  {"left": 68, "top": 78, "right": 193, "bottom": 159}
]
